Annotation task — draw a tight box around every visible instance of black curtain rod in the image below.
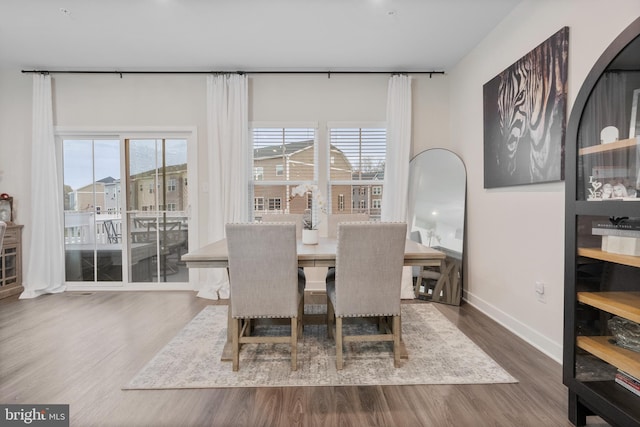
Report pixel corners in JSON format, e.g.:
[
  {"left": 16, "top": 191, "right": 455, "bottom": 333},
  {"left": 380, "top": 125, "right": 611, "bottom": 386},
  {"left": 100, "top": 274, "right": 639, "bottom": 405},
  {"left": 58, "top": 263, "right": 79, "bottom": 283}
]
[{"left": 21, "top": 69, "right": 445, "bottom": 78}]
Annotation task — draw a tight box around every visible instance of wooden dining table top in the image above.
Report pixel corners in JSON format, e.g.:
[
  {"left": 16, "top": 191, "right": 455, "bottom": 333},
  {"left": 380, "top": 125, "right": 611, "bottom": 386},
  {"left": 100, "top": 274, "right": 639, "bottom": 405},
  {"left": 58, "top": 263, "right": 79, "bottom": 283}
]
[{"left": 182, "top": 236, "right": 446, "bottom": 269}]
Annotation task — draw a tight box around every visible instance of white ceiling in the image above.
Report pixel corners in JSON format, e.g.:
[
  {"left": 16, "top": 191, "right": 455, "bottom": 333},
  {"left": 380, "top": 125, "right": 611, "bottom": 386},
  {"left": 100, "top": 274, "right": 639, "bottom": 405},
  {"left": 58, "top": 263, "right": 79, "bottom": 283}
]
[{"left": 0, "top": 0, "right": 522, "bottom": 72}]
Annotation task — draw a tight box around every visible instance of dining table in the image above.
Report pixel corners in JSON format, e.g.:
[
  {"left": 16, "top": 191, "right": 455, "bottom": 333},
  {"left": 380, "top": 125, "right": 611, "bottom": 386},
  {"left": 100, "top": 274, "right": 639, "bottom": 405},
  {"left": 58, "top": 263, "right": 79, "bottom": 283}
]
[{"left": 182, "top": 236, "right": 446, "bottom": 361}]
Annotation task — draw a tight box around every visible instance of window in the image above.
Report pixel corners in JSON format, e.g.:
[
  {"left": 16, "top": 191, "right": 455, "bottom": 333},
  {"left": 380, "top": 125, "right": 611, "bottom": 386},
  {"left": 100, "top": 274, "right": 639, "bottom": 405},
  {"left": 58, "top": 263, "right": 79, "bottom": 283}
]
[
  {"left": 268, "top": 197, "right": 282, "bottom": 211},
  {"left": 167, "top": 203, "right": 177, "bottom": 211},
  {"left": 253, "top": 167, "right": 264, "bottom": 181},
  {"left": 251, "top": 127, "right": 316, "bottom": 219},
  {"left": 167, "top": 178, "right": 177, "bottom": 192},
  {"left": 372, "top": 199, "right": 381, "bottom": 209},
  {"left": 249, "top": 124, "right": 385, "bottom": 222},
  {"left": 254, "top": 197, "right": 264, "bottom": 212},
  {"left": 329, "top": 127, "right": 386, "bottom": 219}
]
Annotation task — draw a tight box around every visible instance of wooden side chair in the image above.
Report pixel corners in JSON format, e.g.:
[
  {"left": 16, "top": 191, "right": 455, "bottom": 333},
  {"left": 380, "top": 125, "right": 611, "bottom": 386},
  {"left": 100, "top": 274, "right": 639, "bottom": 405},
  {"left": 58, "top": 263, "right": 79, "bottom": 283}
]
[
  {"left": 225, "top": 223, "right": 305, "bottom": 372},
  {"left": 326, "top": 222, "right": 407, "bottom": 369}
]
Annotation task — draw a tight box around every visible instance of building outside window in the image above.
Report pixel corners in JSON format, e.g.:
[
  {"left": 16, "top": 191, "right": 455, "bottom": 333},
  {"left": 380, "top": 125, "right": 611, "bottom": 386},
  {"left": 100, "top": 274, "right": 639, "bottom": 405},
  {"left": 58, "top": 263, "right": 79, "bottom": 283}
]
[
  {"left": 328, "top": 126, "right": 386, "bottom": 219},
  {"left": 250, "top": 125, "right": 386, "bottom": 221},
  {"left": 251, "top": 127, "right": 316, "bottom": 220}
]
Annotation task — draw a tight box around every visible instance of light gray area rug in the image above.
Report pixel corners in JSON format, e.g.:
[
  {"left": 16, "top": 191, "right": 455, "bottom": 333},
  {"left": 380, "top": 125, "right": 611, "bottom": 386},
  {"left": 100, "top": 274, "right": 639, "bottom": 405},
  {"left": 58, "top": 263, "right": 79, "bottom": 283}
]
[{"left": 125, "top": 304, "right": 517, "bottom": 389}]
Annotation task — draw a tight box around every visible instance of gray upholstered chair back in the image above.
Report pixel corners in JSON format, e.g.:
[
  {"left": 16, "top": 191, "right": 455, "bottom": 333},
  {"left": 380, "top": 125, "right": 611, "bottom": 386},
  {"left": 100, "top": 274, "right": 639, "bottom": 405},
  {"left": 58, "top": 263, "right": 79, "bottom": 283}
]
[
  {"left": 327, "top": 213, "right": 370, "bottom": 238},
  {"left": 261, "top": 214, "right": 304, "bottom": 238},
  {"left": 226, "top": 223, "right": 301, "bottom": 319},
  {"left": 0, "top": 221, "right": 6, "bottom": 249},
  {"left": 332, "top": 222, "right": 406, "bottom": 317}
]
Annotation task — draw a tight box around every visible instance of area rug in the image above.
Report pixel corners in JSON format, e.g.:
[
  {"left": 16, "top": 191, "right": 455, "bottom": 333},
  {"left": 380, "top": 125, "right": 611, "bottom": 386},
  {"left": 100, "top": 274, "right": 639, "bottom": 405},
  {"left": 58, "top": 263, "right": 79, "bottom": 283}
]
[{"left": 124, "top": 304, "right": 517, "bottom": 389}]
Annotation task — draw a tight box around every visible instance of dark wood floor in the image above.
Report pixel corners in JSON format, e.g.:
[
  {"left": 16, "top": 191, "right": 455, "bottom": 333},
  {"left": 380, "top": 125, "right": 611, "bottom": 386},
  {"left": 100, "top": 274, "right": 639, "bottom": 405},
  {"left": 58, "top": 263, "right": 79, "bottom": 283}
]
[{"left": 0, "top": 291, "right": 608, "bottom": 427}]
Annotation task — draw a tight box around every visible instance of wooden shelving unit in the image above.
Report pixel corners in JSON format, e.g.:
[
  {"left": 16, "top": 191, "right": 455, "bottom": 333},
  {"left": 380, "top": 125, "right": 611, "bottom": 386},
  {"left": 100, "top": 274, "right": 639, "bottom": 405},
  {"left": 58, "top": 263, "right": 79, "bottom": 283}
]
[
  {"left": 577, "top": 336, "right": 640, "bottom": 380},
  {"left": 564, "top": 17, "right": 640, "bottom": 427},
  {"left": 578, "top": 247, "right": 640, "bottom": 268},
  {"left": 578, "top": 137, "right": 638, "bottom": 156},
  {"left": 0, "top": 223, "right": 23, "bottom": 299},
  {"left": 577, "top": 292, "right": 640, "bottom": 322}
]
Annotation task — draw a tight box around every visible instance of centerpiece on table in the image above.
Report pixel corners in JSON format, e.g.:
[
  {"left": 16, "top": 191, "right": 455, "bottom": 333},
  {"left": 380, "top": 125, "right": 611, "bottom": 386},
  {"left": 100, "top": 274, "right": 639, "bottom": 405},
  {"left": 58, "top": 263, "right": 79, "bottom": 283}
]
[{"left": 291, "top": 183, "right": 326, "bottom": 245}]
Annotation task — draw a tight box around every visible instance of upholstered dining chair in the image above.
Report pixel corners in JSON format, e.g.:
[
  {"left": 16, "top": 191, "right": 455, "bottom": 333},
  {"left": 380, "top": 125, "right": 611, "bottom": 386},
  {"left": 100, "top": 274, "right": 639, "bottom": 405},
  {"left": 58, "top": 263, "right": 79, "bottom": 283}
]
[
  {"left": 225, "top": 223, "right": 305, "bottom": 372},
  {"left": 325, "top": 213, "right": 370, "bottom": 281},
  {"left": 260, "top": 213, "right": 306, "bottom": 281},
  {"left": 326, "top": 222, "right": 407, "bottom": 369},
  {"left": 327, "top": 213, "right": 370, "bottom": 238},
  {"left": 261, "top": 213, "right": 304, "bottom": 239}
]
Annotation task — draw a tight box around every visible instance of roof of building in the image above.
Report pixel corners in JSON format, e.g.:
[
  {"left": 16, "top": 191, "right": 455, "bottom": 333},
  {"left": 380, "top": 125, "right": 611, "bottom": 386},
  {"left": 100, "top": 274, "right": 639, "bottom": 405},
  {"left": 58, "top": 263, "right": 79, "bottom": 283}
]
[{"left": 253, "top": 140, "right": 314, "bottom": 160}]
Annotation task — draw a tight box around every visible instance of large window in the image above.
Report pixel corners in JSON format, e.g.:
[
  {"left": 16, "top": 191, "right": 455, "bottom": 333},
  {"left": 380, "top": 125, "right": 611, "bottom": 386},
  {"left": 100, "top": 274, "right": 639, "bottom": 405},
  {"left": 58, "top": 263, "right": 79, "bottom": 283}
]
[
  {"left": 250, "top": 124, "right": 386, "bottom": 223},
  {"left": 251, "top": 127, "right": 316, "bottom": 220},
  {"left": 328, "top": 127, "right": 386, "bottom": 220}
]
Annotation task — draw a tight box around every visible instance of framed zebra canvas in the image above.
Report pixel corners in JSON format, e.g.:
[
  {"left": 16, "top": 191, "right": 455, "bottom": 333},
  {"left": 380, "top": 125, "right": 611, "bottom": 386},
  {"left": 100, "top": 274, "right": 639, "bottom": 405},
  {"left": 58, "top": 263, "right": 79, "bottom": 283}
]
[{"left": 483, "top": 27, "right": 569, "bottom": 189}]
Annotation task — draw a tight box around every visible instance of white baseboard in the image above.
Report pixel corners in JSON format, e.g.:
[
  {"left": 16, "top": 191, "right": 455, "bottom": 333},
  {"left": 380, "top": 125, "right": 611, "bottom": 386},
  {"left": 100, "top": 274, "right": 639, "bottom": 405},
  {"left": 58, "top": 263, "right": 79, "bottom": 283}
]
[{"left": 463, "top": 289, "right": 563, "bottom": 364}]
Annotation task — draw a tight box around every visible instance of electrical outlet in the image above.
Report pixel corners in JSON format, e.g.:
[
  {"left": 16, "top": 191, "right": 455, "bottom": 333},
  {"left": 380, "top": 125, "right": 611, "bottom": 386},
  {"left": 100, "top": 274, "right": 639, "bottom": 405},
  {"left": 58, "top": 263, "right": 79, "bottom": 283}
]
[{"left": 535, "top": 281, "right": 546, "bottom": 303}]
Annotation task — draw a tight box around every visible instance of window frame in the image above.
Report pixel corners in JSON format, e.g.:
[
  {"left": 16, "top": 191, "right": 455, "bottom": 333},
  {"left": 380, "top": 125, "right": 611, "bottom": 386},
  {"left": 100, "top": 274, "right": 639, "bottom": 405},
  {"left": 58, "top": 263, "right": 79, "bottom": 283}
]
[
  {"left": 326, "top": 122, "right": 386, "bottom": 220},
  {"left": 249, "top": 123, "right": 319, "bottom": 220}
]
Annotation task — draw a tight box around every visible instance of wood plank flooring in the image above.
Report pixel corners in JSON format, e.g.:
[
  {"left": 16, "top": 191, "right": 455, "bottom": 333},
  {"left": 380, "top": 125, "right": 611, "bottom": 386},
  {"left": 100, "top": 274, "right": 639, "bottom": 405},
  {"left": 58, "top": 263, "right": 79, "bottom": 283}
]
[{"left": 0, "top": 291, "right": 608, "bottom": 427}]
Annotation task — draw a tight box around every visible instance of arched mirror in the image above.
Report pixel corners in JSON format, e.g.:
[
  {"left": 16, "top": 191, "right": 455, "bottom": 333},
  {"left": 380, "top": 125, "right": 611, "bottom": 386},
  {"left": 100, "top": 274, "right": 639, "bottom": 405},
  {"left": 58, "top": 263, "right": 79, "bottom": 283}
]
[{"left": 407, "top": 148, "right": 467, "bottom": 305}]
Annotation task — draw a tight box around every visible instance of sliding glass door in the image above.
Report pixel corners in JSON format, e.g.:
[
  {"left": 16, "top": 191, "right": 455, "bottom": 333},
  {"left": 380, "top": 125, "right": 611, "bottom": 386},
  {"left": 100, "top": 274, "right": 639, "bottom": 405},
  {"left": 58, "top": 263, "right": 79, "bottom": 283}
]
[
  {"left": 126, "top": 138, "right": 189, "bottom": 283},
  {"left": 62, "top": 133, "right": 193, "bottom": 288}
]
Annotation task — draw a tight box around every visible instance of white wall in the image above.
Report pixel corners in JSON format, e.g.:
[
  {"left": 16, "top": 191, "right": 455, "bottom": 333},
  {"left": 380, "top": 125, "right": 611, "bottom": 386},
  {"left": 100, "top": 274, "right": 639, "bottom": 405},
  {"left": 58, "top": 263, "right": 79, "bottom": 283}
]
[
  {"left": 448, "top": 0, "right": 640, "bottom": 362},
  {"left": 3, "top": 0, "right": 638, "bottom": 361},
  {"left": 0, "top": 71, "right": 448, "bottom": 291}
]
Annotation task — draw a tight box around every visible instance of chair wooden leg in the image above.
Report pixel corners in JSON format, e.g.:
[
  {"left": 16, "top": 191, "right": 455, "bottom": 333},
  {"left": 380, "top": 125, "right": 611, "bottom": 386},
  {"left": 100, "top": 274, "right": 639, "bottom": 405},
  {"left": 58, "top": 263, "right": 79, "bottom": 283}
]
[
  {"left": 297, "top": 298, "right": 304, "bottom": 336},
  {"left": 232, "top": 318, "right": 240, "bottom": 371},
  {"left": 415, "top": 267, "right": 423, "bottom": 298},
  {"left": 291, "top": 317, "right": 298, "bottom": 371},
  {"left": 336, "top": 316, "right": 343, "bottom": 370},
  {"left": 393, "top": 315, "right": 401, "bottom": 368},
  {"left": 327, "top": 299, "right": 334, "bottom": 339}
]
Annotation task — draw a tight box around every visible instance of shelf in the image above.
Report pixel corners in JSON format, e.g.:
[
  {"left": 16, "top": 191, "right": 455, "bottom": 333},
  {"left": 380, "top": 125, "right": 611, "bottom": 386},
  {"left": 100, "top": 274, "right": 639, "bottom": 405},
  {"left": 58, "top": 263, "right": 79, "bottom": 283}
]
[
  {"left": 577, "top": 247, "right": 640, "bottom": 268},
  {"left": 579, "top": 137, "right": 638, "bottom": 155},
  {"left": 577, "top": 336, "right": 640, "bottom": 380},
  {"left": 577, "top": 292, "right": 640, "bottom": 323}
]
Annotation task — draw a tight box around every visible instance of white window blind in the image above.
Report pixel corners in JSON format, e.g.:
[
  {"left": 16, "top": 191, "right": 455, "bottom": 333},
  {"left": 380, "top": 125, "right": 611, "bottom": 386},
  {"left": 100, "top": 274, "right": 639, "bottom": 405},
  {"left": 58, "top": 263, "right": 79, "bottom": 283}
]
[
  {"left": 328, "top": 127, "right": 386, "bottom": 219},
  {"left": 251, "top": 127, "right": 316, "bottom": 219}
]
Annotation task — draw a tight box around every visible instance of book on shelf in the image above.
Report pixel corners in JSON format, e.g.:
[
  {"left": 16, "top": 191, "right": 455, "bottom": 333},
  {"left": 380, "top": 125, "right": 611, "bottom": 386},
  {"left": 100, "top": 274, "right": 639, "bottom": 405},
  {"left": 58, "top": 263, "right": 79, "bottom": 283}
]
[
  {"left": 592, "top": 217, "right": 640, "bottom": 238},
  {"left": 615, "top": 370, "right": 640, "bottom": 397},
  {"left": 592, "top": 228, "right": 640, "bottom": 238},
  {"left": 601, "top": 235, "right": 640, "bottom": 256}
]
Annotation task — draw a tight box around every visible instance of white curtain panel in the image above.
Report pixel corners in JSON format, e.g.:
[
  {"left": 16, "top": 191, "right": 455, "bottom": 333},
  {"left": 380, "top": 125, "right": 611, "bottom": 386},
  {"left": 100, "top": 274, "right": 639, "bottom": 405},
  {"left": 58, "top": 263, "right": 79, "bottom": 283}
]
[
  {"left": 199, "top": 74, "right": 249, "bottom": 300},
  {"left": 381, "top": 74, "right": 414, "bottom": 299},
  {"left": 21, "top": 74, "right": 65, "bottom": 299}
]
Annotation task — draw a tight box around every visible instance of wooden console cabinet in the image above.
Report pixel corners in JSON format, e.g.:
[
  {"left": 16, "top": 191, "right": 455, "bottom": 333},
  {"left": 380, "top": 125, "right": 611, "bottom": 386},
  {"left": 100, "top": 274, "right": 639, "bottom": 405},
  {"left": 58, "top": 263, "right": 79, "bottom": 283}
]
[{"left": 0, "top": 223, "right": 23, "bottom": 299}]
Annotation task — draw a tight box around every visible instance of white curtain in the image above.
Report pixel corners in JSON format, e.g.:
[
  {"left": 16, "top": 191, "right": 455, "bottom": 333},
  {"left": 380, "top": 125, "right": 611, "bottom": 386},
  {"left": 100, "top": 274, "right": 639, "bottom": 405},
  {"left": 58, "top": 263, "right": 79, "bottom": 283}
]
[
  {"left": 21, "top": 74, "right": 65, "bottom": 298},
  {"left": 381, "top": 74, "right": 414, "bottom": 299},
  {"left": 198, "top": 74, "right": 249, "bottom": 300}
]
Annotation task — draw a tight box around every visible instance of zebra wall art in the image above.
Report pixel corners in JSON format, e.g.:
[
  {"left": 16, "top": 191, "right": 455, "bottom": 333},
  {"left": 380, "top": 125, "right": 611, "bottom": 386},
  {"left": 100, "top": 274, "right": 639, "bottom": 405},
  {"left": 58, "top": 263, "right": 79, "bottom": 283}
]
[{"left": 483, "top": 27, "right": 569, "bottom": 188}]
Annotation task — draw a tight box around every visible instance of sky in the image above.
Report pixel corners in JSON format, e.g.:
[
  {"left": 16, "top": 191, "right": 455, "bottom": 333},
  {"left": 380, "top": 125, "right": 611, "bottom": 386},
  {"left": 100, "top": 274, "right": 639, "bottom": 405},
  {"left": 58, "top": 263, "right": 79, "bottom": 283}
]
[{"left": 63, "top": 139, "right": 187, "bottom": 190}]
